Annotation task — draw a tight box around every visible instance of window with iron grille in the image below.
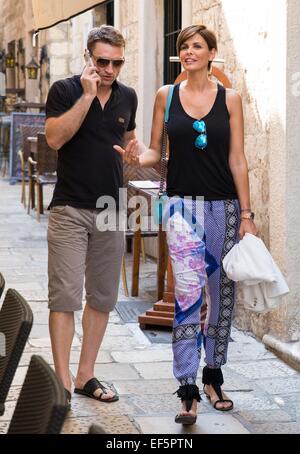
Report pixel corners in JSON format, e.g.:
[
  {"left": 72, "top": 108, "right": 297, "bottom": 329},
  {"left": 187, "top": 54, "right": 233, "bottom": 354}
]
[
  {"left": 94, "top": 0, "right": 114, "bottom": 26},
  {"left": 106, "top": 0, "right": 114, "bottom": 26},
  {"left": 164, "top": 0, "right": 182, "bottom": 84}
]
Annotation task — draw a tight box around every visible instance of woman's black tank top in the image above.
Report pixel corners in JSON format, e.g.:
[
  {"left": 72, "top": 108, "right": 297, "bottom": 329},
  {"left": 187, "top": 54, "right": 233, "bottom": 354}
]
[{"left": 167, "top": 83, "right": 238, "bottom": 200}]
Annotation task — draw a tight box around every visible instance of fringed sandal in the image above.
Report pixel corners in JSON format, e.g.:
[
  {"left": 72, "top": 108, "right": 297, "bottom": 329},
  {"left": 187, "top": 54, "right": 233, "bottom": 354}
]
[
  {"left": 174, "top": 384, "right": 201, "bottom": 425},
  {"left": 202, "top": 366, "right": 233, "bottom": 411}
]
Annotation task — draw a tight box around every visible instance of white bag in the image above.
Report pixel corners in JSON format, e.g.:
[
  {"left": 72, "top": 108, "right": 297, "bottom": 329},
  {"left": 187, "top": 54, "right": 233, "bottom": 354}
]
[{"left": 222, "top": 233, "right": 289, "bottom": 313}]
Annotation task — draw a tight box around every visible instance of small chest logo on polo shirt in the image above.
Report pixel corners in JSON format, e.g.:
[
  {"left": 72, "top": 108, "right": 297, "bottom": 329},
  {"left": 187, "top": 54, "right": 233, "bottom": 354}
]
[{"left": 118, "top": 117, "right": 125, "bottom": 124}]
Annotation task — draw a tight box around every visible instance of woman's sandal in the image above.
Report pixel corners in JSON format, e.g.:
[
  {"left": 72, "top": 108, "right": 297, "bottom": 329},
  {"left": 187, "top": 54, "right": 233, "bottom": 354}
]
[
  {"left": 74, "top": 378, "right": 119, "bottom": 403},
  {"left": 174, "top": 384, "right": 201, "bottom": 425},
  {"left": 202, "top": 366, "right": 233, "bottom": 411}
]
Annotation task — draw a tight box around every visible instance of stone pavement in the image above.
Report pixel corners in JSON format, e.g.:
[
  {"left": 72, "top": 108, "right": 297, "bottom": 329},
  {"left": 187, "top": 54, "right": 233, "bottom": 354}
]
[{"left": 0, "top": 177, "right": 300, "bottom": 435}]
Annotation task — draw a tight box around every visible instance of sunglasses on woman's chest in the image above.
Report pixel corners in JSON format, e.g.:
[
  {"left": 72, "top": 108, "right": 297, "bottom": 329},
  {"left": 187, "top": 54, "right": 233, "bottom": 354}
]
[{"left": 193, "top": 120, "right": 207, "bottom": 150}]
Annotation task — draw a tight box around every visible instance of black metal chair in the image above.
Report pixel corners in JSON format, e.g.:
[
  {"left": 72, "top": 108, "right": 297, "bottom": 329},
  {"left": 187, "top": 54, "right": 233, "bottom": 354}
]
[
  {"left": 0, "top": 272, "right": 5, "bottom": 299},
  {"left": 8, "top": 355, "right": 68, "bottom": 434},
  {"left": 18, "top": 125, "right": 44, "bottom": 209},
  {"left": 0, "top": 289, "right": 33, "bottom": 416}
]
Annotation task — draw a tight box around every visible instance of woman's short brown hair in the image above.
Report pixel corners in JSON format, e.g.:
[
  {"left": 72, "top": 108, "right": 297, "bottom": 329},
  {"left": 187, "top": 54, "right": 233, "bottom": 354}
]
[
  {"left": 87, "top": 25, "right": 125, "bottom": 52},
  {"left": 176, "top": 25, "right": 217, "bottom": 71}
]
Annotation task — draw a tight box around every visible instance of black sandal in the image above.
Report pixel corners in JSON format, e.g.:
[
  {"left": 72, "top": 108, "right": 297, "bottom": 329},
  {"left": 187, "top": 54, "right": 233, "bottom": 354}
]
[
  {"left": 202, "top": 366, "right": 233, "bottom": 411},
  {"left": 74, "top": 378, "right": 119, "bottom": 403},
  {"left": 174, "top": 384, "right": 201, "bottom": 425}
]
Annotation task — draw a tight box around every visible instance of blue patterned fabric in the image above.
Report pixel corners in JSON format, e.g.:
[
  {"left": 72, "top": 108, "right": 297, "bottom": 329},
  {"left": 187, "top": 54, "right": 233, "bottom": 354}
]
[{"left": 164, "top": 197, "right": 240, "bottom": 385}]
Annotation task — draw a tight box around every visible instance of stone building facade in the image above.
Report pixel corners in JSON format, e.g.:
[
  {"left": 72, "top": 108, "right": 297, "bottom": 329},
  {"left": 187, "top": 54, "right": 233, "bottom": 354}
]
[{"left": 0, "top": 0, "right": 299, "bottom": 366}]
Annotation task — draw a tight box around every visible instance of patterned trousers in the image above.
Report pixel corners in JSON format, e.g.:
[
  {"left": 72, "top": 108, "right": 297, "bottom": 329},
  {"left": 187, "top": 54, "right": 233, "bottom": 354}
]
[{"left": 164, "top": 197, "right": 240, "bottom": 385}]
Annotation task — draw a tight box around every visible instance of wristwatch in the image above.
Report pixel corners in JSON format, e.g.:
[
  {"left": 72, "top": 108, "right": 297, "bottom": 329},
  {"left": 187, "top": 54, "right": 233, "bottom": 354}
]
[{"left": 241, "top": 211, "right": 255, "bottom": 221}]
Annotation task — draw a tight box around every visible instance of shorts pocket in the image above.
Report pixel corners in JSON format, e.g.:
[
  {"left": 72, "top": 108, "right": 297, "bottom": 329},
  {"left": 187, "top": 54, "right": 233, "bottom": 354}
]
[{"left": 50, "top": 205, "right": 68, "bottom": 213}]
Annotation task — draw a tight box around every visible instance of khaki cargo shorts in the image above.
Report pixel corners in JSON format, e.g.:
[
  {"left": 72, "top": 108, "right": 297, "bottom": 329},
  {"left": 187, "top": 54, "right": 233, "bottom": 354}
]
[{"left": 47, "top": 205, "right": 125, "bottom": 312}]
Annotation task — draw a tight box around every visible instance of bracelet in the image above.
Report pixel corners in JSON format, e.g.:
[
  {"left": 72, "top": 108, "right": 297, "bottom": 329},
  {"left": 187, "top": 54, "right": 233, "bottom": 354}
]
[{"left": 241, "top": 211, "right": 255, "bottom": 221}]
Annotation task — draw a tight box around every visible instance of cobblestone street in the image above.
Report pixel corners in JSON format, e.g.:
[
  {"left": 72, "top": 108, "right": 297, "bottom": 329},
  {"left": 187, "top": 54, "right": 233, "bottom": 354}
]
[{"left": 0, "top": 178, "right": 300, "bottom": 434}]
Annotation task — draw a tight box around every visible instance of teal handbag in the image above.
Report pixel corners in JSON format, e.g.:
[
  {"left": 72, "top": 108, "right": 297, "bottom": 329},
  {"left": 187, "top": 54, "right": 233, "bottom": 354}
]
[{"left": 153, "top": 85, "right": 174, "bottom": 226}]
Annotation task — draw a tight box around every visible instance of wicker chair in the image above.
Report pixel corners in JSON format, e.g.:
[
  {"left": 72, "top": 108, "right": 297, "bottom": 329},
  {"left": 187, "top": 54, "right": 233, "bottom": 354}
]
[
  {"left": 7, "top": 355, "right": 68, "bottom": 434},
  {"left": 0, "top": 272, "right": 5, "bottom": 299},
  {"left": 28, "top": 132, "right": 57, "bottom": 221},
  {"left": 122, "top": 163, "right": 160, "bottom": 296},
  {"left": 18, "top": 125, "right": 44, "bottom": 209},
  {"left": 0, "top": 289, "right": 33, "bottom": 416}
]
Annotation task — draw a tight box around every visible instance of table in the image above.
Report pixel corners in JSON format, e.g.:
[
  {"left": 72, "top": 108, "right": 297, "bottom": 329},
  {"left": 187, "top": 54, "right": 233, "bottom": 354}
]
[{"left": 128, "top": 181, "right": 175, "bottom": 328}]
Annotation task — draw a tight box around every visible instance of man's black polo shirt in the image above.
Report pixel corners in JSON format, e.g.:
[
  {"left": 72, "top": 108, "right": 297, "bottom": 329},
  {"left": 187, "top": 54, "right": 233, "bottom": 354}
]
[{"left": 46, "top": 75, "right": 137, "bottom": 209}]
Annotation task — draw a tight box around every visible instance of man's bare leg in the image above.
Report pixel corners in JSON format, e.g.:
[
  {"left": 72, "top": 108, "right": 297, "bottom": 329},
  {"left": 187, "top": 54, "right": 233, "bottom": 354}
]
[
  {"left": 49, "top": 311, "right": 75, "bottom": 392},
  {"left": 75, "top": 304, "right": 115, "bottom": 399}
]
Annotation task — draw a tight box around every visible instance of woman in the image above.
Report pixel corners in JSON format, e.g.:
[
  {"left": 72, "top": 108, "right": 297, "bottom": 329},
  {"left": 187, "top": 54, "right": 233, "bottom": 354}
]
[{"left": 115, "top": 24, "right": 258, "bottom": 425}]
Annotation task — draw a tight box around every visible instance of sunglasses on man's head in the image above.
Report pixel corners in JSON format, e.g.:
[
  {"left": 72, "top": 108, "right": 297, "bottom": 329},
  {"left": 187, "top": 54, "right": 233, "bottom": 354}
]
[{"left": 92, "top": 56, "right": 125, "bottom": 68}]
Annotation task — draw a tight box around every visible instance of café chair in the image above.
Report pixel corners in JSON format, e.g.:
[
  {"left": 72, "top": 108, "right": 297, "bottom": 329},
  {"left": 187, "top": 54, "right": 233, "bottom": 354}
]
[
  {"left": 7, "top": 355, "right": 68, "bottom": 434},
  {"left": 0, "top": 289, "right": 33, "bottom": 416},
  {"left": 18, "top": 125, "right": 43, "bottom": 209},
  {"left": 28, "top": 133, "right": 57, "bottom": 221},
  {"left": 0, "top": 272, "right": 5, "bottom": 299}
]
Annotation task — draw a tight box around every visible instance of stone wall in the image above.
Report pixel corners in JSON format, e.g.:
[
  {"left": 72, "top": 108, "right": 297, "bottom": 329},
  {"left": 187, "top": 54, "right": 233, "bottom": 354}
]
[
  {"left": 1, "top": 0, "right": 24, "bottom": 91},
  {"left": 46, "top": 23, "right": 71, "bottom": 84},
  {"left": 284, "top": 0, "right": 300, "bottom": 341},
  {"left": 0, "top": 0, "right": 4, "bottom": 48},
  {"left": 117, "top": 0, "right": 139, "bottom": 92},
  {"left": 1, "top": 0, "right": 25, "bottom": 45},
  {"left": 0, "top": 0, "right": 38, "bottom": 100}
]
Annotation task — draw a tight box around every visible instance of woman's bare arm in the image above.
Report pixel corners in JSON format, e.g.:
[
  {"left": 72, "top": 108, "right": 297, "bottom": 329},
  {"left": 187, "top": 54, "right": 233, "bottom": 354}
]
[{"left": 114, "top": 85, "right": 171, "bottom": 168}]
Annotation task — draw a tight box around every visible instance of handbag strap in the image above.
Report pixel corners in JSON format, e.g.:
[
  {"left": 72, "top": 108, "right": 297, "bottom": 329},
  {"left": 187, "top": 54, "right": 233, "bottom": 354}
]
[{"left": 158, "top": 85, "right": 174, "bottom": 197}]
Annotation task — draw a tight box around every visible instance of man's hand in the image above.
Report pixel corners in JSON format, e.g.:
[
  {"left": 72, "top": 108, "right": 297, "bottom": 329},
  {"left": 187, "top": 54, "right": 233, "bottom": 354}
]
[
  {"left": 114, "top": 139, "right": 146, "bottom": 167},
  {"left": 80, "top": 64, "right": 101, "bottom": 98}
]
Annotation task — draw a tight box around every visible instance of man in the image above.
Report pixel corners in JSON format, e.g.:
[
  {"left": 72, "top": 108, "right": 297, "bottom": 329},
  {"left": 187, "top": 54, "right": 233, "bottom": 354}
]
[{"left": 45, "top": 26, "right": 137, "bottom": 407}]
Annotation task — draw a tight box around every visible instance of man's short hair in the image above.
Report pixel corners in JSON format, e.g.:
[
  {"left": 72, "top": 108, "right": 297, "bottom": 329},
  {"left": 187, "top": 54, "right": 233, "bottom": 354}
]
[{"left": 87, "top": 26, "right": 125, "bottom": 52}]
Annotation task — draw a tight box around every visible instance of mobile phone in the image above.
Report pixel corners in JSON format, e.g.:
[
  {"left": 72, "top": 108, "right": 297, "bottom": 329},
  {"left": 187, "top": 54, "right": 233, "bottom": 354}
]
[{"left": 84, "top": 49, "right": 93, "bottom": 67}]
